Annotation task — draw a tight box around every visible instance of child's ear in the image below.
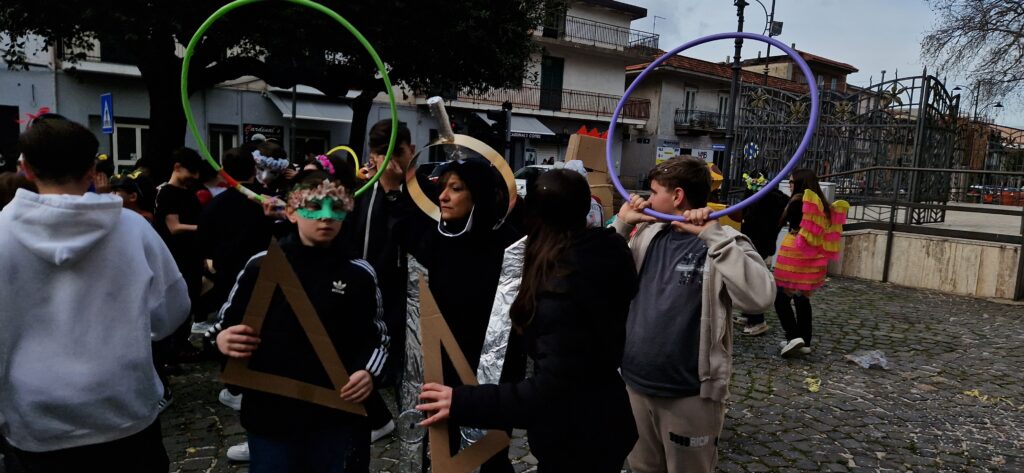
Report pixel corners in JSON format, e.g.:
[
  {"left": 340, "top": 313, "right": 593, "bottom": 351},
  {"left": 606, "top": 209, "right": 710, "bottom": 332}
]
[
  {"left": 285, "top": 207, "right": 299, "bottom": 224},
  {"left": 673, "top": 187, "right": 686, "bottom": 208},
  {"left": 20, "top": 160, "right": 38, "bottom": 182},
  {"left": 84, "top": 163, "right": 98, "bottom": 185}
]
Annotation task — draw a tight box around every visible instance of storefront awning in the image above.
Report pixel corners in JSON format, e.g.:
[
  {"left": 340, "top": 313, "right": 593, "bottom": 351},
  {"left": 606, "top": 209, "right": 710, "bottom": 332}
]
[
  {"left": 475, "top": 113, "right": 556, "bottom": 139},
  {"left": 267, "top": 93, "right": 353, "bottom": 123}
]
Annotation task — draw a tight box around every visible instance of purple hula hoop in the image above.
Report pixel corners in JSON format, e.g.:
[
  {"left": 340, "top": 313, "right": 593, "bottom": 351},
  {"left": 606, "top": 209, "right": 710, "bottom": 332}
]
[{"left": 607, "top": 32, "right": 820, "bottom": 221}]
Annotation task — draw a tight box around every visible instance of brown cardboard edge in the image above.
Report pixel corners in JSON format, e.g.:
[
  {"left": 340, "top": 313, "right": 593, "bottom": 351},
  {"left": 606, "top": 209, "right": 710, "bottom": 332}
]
[
  {"left": 220, "top": 240, "right": 366, "bottom": 417},
  {"left": 418, "top": 275, "right": 511, "bottom": 472}
]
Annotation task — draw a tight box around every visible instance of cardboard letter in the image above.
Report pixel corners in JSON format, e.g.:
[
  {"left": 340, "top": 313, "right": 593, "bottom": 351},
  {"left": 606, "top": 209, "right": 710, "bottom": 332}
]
[
  {"left": 221, "top": 240, "right": 367, "bottom": 416},
  {"left": 420, "top": 275, "right": 510, "bottom": 473}
]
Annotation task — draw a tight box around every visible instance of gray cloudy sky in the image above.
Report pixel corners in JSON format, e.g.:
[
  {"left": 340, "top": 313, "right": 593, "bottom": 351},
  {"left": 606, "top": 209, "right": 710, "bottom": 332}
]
[{"left": 626, "top": 0, "right": 1023, "bottom": 127}]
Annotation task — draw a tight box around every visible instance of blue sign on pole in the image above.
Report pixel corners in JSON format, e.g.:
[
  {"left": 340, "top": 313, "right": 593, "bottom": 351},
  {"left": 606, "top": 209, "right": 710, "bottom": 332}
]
[
  {"left": 712, "top": 143, "right": 726, "bottom": 151},
  {"left": 100, "top": 93, "right": 114, "bottom": 134}
]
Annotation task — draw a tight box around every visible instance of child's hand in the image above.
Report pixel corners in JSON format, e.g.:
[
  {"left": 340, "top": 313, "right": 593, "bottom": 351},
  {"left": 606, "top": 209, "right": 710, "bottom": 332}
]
[
  {"left": 416, "top": 382, "right": 453, "bottom": 426},
  {"left": 216, "top": 325, "right": 261, "bottom": 358},
  {"left": 671, "top": 207, "right": 716, "bottom": 235},
  {"left": 261, "top": 196, "right": 287, "bottom": 219},
  {"left": 339, "top": 370, "right": 373, "bottom": 403},
  {"left": 618, "top": 194, "right": 657, "bottom": 225}
]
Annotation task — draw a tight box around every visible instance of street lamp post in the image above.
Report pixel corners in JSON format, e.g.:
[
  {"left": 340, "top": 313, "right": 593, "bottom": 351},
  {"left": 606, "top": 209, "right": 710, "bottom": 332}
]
[
  {"left": 952, "top": 82, "right": 1004, "bottom": 121},
  {"left": 752, "top": 0, "right": 779, "bottom": 85},
  {"left": 722, "top": 0, "right": 748, "bottom": 201}
]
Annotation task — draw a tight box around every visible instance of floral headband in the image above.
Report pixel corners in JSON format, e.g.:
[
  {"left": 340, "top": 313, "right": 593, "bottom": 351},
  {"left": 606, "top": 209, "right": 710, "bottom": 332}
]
[
  {"left": 315, "top": 155, "right": 335, "bottom": 175},
  {"left": 252, "top": 150, "right": 290, "bottom": 171},
  {"left": 742, "top": 172, "right": 769, "bottom": 191},
  {"left": 287, "top": 178, "right": 354, "bottom": 212}
]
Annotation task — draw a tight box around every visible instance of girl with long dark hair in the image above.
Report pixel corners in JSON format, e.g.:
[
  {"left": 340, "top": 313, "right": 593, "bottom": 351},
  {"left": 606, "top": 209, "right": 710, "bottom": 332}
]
[
  {"left": 416, "top": 169, "right": 640, "bottom": 472},
  {"left": 775, "top": 168, "right": 849, "bottom": 357}
]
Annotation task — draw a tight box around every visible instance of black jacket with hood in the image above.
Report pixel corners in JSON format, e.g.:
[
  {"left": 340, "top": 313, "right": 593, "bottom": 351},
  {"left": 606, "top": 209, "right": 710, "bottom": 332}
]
[
  {"left": 390, "top": 158, "right": 525, "bottom": 377},
  {"left": 448, "top": 227, "right": 640, "bottom": 462}
]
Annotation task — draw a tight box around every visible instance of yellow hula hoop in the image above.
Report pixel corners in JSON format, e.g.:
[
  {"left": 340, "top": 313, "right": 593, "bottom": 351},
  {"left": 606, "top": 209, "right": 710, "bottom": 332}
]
[{"left": 327, "top": 145, "right": 361, "bottom": 179}]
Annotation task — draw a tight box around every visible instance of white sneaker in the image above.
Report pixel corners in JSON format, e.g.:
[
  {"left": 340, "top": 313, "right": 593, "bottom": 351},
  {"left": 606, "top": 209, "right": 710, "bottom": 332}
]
[
  {"left": 732, "top": 315, "right": 748, "bottom": 325},
  {"left": 226, "top": 442, "right": 249, "bottom": 462},
  {"left": 743, "top": 322, "right": 769, "bottom": 336},
  {"left": 218, "top": 388, "right": 242, "bottom": 411},
  {"left": 799, "top": 346, "right": 813, "bottom": 355},
  {"left": 372, "top": 419, "right": 396, "bottom": 443},
  {"left": 780, "top": 338, "right": 806, "bottom": 358}
]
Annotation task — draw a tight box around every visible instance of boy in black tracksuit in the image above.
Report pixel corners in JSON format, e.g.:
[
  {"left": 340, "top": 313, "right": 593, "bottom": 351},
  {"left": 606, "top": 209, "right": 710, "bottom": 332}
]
[{"left": 215, "top": 172, "right": 388, "bottom": 472}]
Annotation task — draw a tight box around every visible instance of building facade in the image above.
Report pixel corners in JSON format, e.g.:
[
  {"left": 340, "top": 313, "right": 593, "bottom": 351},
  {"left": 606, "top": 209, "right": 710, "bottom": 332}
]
[
  {"left": 619, "top": 53, "right": 807, "bottom": 189},
  {"left": 2, "top": 0, "right": 656, "bottom": 177}
]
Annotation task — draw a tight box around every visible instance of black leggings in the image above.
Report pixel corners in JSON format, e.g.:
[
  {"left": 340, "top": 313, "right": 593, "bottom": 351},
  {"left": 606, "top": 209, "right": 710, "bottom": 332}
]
[{"left": 774, "top": 287, "right": 813, "bottom": 346}]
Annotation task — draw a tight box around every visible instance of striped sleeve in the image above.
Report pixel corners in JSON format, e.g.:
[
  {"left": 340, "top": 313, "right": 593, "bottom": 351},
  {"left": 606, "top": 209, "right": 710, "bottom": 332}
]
[
  {"left": 204, "top": 251, "right": 267, "bottom": 346},
  {"left": 352, "top": 259, "right": 390, "bottom": 378}
]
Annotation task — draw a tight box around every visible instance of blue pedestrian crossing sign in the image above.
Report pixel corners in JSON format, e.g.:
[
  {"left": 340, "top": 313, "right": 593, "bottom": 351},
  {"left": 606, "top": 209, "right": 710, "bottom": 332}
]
[
  {"left": 743, "top": 142, "right": 759, "bottom": 160},
  {"left": 100, "top": 93, "right": 114, "bottom": 134}
]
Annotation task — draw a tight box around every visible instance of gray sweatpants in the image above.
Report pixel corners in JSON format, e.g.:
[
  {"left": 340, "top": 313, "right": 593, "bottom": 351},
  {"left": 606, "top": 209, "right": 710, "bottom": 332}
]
[{"left": 626, "top": 386, "right": 726, "bottom": 473}]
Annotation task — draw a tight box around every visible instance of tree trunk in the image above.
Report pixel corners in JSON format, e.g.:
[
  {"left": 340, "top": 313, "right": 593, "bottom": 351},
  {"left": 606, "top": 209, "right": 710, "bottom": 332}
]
[
  {"left": 348, "top": 87, "right": 380, "bottom": 159},
  {"left": 136, "top": 56, "right": 187, "bottom": 184}
]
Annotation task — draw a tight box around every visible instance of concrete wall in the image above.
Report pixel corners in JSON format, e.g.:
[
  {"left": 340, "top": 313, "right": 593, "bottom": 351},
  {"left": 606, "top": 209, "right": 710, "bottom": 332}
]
[
  {"left": 561, "top": 52, "right": 629, "bottom": 97},
  {"left": 832, "top": 229, "right": 1019, "bottom": 299},
  {"left": 0, "top": 69, "right": 58, "bottom": 130},
  {"left": 620, "top": 70, "right": 732, "bottom": 185}
]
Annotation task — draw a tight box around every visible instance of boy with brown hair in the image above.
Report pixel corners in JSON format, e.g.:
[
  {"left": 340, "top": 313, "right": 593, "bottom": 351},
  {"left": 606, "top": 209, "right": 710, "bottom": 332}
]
[{"left": 613, "top": 156, "right": 775, "bottom": 472}]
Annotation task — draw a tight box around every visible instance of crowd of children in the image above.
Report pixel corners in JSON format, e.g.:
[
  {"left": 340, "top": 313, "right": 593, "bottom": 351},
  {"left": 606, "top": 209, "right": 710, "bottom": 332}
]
[{"left": 0, "top": 113, "right": 847, "bottom": 473}]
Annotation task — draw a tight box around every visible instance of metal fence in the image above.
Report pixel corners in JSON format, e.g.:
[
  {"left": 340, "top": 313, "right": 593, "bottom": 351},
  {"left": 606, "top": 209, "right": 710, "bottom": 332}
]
[
  {"left": 732, "top": 72, "right": 961, "bottom": 225},
  {"left": 674, "top": 108, "right": 726, "bottom": 131},
  {"left": 824, "top": 166, "right": 1024, "bottom": 299},
  {"left": 540, "top": 14, "right": 659, "bottom": 54}
]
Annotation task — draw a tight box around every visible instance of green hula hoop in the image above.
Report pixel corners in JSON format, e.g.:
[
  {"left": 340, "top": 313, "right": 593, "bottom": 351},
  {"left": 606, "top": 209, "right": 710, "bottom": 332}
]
[{"left": 180, "top": 0, "right": 397, "bottom": 199}]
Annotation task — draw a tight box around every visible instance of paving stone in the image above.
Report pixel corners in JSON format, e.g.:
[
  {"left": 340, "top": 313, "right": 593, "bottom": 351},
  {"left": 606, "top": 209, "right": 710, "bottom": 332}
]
[{"left": 134, "top": 278, "right": 1024, "bottom": 473}]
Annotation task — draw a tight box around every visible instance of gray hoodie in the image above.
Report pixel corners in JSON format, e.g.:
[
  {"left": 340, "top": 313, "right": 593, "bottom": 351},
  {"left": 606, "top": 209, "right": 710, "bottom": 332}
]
[
  {"left": 612, "top": 219, "right": 775, "bottom": 402},
  {"left": 0, "top": 189, "right": 189, "bottom": 452}
]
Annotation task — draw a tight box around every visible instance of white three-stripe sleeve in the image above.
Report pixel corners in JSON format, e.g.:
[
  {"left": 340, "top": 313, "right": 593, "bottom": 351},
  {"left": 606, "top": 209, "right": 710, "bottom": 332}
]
[
  {"left": 352, "top": 259, "right": 389, "bottom": 378},
  {"left": 206, "top": 251, "right": 268, "bottom": 344}
]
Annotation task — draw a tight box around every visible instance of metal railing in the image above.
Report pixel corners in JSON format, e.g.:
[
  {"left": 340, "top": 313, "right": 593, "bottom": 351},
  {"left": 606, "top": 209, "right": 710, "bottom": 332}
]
[
  {"left": 539, "top": 14, "right": 659, "bottom": 54},
  {"left": 823, "top": 166, "right": 1024, "bottom": 299},
  {"left": 458, "top": 84, "right": 650, "bottom": 120},
  {"left": 674, "top": 108, "right": 726, "bottom": 131}
]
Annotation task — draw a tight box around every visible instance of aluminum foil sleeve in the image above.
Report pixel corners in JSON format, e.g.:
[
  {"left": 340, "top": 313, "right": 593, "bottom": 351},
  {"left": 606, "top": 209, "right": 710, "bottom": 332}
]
[
  {"left": 475, "top": 236, "right": 527, "bottom": 385},
  {"left": 427, "top": 96, "right": 455, "bottom": 143},
  {"left": 397, "top": 257, "right": 427, "bottom": 473}
]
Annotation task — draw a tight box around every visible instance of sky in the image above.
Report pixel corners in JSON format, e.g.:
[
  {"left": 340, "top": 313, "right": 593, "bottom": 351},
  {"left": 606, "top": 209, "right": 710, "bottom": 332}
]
[{"left": 627, "top": 0, "right": 1023, "bottom": 127}]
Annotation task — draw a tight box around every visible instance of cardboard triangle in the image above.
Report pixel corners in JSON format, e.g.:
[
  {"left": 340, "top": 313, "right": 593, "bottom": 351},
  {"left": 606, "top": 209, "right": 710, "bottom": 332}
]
[
  {"left": 221, "top": 240, "right": 367, "bottom": 416},
  {"left": 419, "top": 275, "right": 510, "bottom": 473}
]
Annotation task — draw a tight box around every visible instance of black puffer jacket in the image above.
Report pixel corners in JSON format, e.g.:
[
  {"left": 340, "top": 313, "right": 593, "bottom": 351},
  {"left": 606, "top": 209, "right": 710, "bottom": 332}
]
[{"left": 448, "top": 227, "right": 640, "bottom": 462}]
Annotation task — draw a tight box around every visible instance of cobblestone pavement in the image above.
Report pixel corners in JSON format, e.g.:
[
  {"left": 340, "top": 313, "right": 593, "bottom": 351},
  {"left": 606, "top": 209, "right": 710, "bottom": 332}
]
[{"left": 11, "top": 277, "right": 1014, "bottom": 473}]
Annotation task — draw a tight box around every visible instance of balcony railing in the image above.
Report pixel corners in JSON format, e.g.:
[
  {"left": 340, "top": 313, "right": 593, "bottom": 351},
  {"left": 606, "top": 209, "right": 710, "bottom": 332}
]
[
  {"left": 674, "top": 108, "right": 726, "bottom": 131},
  {"left": 539, "top": 14, "right": 659, "bottom": 55},
  {"left": 458, "top": 84, "right": 650, "bottom": 120}
]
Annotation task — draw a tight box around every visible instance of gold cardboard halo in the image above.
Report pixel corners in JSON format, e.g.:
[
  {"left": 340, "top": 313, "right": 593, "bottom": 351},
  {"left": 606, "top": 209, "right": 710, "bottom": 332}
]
[{"left": 405, "top": 134, "right": 517, "bottom": 223}]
